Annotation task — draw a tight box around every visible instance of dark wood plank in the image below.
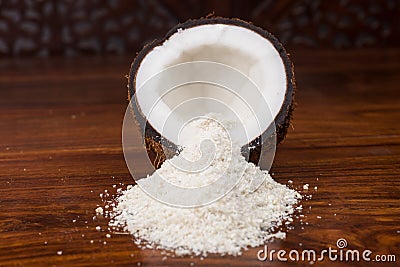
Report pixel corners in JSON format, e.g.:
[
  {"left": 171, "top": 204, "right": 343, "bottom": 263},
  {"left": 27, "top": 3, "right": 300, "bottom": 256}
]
[{"left": 0, "top": 49, "right": 399, "bottom": 266}]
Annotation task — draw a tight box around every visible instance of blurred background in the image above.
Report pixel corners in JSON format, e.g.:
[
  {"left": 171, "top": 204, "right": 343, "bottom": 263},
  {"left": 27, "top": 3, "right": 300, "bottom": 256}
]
[{"left": 0, "top": 0, "right": 399, "bottom": 57}]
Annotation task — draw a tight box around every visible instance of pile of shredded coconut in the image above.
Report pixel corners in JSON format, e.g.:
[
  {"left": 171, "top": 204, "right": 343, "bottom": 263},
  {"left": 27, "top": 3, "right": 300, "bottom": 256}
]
[{"left": 108, "top": 115, "right": 301, "bottom": 257}]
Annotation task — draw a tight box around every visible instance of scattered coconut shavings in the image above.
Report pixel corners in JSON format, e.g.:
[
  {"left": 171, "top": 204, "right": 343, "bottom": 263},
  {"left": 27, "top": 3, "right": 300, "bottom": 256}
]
[
  {"left": 107, "top": 116, "right": 302, "bottom": 257},
  {"left": 95, "top": 207, "right": 104, "bottom": 215}
]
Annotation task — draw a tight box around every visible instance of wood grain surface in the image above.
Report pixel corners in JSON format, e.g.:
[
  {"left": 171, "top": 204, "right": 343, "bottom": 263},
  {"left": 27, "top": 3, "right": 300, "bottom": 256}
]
[{"left": 0, "top": 49, "right": 399, "bottom": 266}]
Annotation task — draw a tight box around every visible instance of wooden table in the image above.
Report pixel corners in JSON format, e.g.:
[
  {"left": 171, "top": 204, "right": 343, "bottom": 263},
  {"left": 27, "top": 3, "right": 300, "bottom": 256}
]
[{"left": 1, "top": 49, "right": 399, "bottom": 266}]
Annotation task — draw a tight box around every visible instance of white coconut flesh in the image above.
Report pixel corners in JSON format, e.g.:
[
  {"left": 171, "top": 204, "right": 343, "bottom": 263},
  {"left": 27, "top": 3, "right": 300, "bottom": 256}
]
[{"left": 135, "top": 24, "right": 287, "bottom": 147}]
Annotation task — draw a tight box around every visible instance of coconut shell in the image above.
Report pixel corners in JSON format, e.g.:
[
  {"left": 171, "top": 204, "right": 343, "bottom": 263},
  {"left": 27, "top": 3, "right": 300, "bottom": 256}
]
[{"left": 128, "top": 17, "right": 295, "bottom": 169}]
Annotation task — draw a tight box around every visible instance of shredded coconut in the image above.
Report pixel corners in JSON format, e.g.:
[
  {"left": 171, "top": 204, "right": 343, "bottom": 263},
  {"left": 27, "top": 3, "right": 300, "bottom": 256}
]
[
  {"left": 95, "top": 207, "right": 103, "bottom": 215},
  {"left": 109, "top": 115, "right": 301, "bottom": 256}
]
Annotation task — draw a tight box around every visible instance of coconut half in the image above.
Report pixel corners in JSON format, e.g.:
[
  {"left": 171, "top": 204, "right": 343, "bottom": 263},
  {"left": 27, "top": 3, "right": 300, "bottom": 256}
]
[{"left": 128, "top": 17, "right": 295, "bottom": 168}]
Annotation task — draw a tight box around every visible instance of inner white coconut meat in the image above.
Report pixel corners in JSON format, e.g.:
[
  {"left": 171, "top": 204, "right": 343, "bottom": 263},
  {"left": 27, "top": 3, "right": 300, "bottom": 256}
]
[{"left": 135, "top": 24, "right": 287, "bottom": 147}]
